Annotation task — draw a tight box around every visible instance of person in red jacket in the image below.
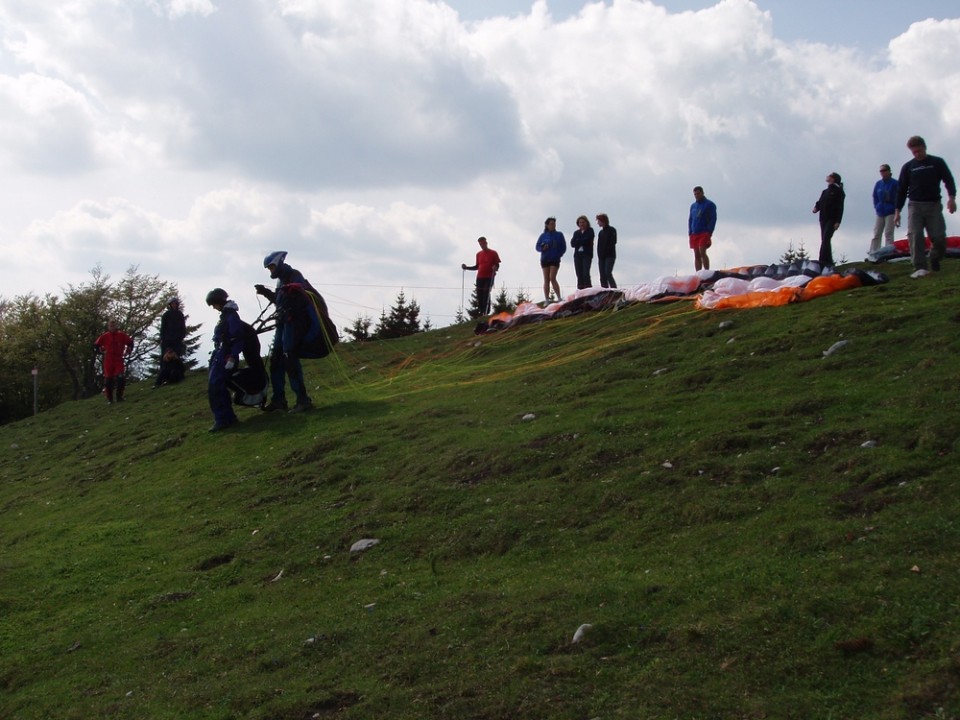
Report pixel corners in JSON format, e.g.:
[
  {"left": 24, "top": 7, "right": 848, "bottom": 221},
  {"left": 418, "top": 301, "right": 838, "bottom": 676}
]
[
  {"left": 461, "top": 236, "right": 501, "bottom": 317},
  {"left": 94, "top": 319, "right": 134, "bottom": 403}
]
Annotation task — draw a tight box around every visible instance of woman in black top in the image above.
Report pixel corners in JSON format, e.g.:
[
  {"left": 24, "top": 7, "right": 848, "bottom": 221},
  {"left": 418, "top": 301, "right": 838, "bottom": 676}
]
[{"left": 813, "top": 172, "right": 845, "bottom": 269}]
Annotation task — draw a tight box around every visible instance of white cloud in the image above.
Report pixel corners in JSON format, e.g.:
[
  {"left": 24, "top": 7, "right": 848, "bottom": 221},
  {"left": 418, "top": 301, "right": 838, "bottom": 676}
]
[
  {"left": 1, "top": 0, "right": 959, "bottom": 346},
  {"left": 0, "top": 72, "right": 101, "bottom": 173}
]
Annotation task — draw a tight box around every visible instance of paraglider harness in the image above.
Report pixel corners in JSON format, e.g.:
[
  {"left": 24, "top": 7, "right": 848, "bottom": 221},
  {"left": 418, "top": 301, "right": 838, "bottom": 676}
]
[
  {"left": 223, "top": 318, "right": 269, "bottom": 408},
  {"left": 251, "top": 282, "right": 340, "bottom": 359}
]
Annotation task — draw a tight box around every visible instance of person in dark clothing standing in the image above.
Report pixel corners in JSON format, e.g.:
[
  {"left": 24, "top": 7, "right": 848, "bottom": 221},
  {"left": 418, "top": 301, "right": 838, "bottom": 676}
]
[
  {"left": 155, "top": 296, "right": 187, "bottom": 387},
  {"left": 205, "top": 288, "right": 243, "bottom": 432},
  {"left": 570, "top": 215, "right": 595, "bottom": 290},
  {"left": 596, "top": 213, "right": 617, "bottom": 288},
  {"left": 893, "top": 135, "right": 957, "bottom": 278},
  {"left": 255, "top": 251, "right": 317, "bottom": 414},
  {"left": 813, "top": 172, "right": 845, "bottom": 269}
]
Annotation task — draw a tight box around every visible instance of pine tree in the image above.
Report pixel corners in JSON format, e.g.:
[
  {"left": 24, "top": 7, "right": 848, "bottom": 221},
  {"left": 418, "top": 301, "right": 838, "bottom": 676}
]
[
  {"left": 779, "top": 240, "right": 810, "bottom": 265},
  {"left": 491, "top": 285, "right": 512, "bottom": 314},
  {"left": 465, "top": 285, "right": 482, "bottom": 319},
  {"left": 345, "top": 315, "right": 373, "bottom": 342},
  {"left": 374, "top": 290, "right": 421, "bottom": 339}
]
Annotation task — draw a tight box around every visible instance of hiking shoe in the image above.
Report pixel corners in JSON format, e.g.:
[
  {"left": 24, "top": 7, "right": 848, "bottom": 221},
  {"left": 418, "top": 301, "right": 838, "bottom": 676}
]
[
  {"left": 208, "top": 419, "right": 237, "bottom": 433},
  {"left": 910, "top": 269, "right": 929, "bottom": 279},
  {"left": 288, "top": 399, "right": 314, "bottom": 414},
  {"left": 261, "top": 399, "right": 288, "bottom": 412}
]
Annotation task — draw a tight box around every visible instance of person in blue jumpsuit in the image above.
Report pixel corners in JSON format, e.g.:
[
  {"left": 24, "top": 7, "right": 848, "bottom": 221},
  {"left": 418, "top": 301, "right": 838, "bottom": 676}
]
[{"left": 205, "top": 288, "right": 244, "bottom": 432}]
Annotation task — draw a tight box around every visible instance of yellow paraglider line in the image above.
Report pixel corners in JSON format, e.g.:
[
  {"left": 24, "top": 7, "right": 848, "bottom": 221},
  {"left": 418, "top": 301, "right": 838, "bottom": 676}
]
[{"left": 308, "top": 300, "right": 700, "bottom": 401}]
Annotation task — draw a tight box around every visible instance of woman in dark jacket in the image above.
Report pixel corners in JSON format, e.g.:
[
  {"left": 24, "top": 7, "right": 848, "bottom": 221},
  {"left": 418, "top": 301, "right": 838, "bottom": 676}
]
[
  {"left": 570, "top": 215, "right": 594, "bottom": 290},
  {"left": 813, "top": 172, "right": 845, "bottom": 269},
  {"left": 596, "top": 213, "right": 617, "bottom": 288}
]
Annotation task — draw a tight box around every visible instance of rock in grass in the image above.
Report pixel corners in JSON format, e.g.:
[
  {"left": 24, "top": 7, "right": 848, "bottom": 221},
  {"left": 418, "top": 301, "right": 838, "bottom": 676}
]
[
  {"left": 350, "top": 538, "right": 380, "bottom": 553},
  {"left": 572, "top": 623, "right": 593, "bottom": 644},
  {"left": 822, "top": 340, "right": 850, "bottom": 357},
  {"left": 522, "top": 413, "right": 536, "bottom": 421}
]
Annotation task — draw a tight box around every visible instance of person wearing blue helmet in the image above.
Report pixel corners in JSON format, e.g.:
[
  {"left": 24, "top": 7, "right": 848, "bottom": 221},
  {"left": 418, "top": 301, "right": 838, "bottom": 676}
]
[{"left": 255, "top": 251, "right": 318, "bottom": 413}]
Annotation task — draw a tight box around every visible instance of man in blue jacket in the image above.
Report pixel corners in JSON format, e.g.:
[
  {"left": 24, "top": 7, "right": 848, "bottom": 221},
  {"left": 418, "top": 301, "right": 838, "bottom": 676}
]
[
  {"left": 688, "top": 186, "right": 717, "bottom": 272},
  {"left": 869, "top": 164, "right": 898, "bottom": 254},
  {"left": 894, "top": 136, "right": 957, "bottom": 278}
]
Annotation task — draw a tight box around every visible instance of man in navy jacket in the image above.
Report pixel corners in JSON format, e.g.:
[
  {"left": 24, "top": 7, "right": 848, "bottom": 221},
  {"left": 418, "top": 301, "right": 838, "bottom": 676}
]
[{"left": 894, "top": 136, "right": 957, "bottom": 277}]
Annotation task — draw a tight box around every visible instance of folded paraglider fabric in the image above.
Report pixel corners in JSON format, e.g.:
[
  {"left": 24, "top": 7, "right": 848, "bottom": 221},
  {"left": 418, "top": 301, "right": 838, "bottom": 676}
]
[{"left": 480, "top": 263, "right": 890, "bottom": 333}]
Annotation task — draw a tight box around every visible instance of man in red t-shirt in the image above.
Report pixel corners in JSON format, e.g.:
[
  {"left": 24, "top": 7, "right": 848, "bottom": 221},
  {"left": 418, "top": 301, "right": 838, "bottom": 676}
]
[
  {"left": 461, "top": 236, "right": 501, "bottom": 317},
  {"left": 94, "top": 319, "right": 134, "bottom": 403}
]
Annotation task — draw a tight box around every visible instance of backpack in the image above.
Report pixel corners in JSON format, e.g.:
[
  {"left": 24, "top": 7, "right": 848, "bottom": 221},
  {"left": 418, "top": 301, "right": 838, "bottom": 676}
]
[{"left": 279, "top": 283, "right": 340, "bottom": 358}]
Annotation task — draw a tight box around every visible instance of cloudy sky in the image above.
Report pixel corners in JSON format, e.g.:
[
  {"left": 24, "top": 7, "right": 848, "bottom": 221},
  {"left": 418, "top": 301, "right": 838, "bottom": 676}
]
[{"left": 1, "top": 0, "right": 958, "bottom": 341}]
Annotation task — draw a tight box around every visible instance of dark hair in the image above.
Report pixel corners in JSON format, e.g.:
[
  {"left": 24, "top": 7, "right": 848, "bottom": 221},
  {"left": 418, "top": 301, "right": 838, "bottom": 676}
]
[
  {"left": 206, "top": 288, "right": 229, "bottom": 307},
  {"left": 907, "top": 135, "right": 926, "bottom": 149},
  {"left": 828, "top": 172, "right": 842, "bottom": 184},
  {"left": 693, "top": 186, "right": 704, "bottom": 193},
  {"left": 544, "top": 217, "right": 556, "bottom": 230},
  {"left": 596, "top": 213, "right": 609, "bottom": 224}
]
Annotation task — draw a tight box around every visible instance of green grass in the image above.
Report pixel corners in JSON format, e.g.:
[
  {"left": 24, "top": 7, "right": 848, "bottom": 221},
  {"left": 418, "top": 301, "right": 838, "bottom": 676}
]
[{"left": 2, "top": 261, "right": 959, "bottom": 719}]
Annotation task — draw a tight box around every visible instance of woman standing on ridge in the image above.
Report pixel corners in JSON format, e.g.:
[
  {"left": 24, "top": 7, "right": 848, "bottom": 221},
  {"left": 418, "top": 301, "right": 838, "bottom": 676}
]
[
  {"left": 813, "top": 172, "right": 845, "bottom": 269},
  {"left": 570, "top": 215, "right": 595, "bottom": 290},
  {"left": 536, "top": 216, "right": 566, "bottom": 302}
]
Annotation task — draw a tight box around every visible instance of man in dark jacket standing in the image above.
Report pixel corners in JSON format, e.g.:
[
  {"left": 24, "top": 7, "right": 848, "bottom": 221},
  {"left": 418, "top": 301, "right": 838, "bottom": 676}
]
[
  {"left": 255, "top": 251, "right": 317, "bottom": 414},
  {"left": 813, "top": 172, "right": 845, "bottom": 269},
  {"left": 893, "top": 135, "right": 957, "bottom": 278},
  {"left": 596, "top": 213, "right": 617, "bottom": 288},
  {"left": 155, "top": 296, "right": 186, "bottom": 387}
]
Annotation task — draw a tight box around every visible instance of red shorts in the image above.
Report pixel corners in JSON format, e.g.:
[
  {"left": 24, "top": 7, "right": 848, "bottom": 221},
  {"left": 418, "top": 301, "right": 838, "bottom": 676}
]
[{"left": 689, "top": 232, "right": 712, "bottom": 250}]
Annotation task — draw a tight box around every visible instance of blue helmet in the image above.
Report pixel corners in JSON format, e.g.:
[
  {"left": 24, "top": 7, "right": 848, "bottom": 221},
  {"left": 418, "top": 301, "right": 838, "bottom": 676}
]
[{"left": 263, "top": 251, "right": 287, "bottom": 278}]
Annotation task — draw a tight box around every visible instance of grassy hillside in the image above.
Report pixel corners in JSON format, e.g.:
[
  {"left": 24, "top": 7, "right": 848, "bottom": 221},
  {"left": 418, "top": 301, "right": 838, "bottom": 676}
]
[{"left": 2, "top": 262, "right": 959, "bottom": 720}]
